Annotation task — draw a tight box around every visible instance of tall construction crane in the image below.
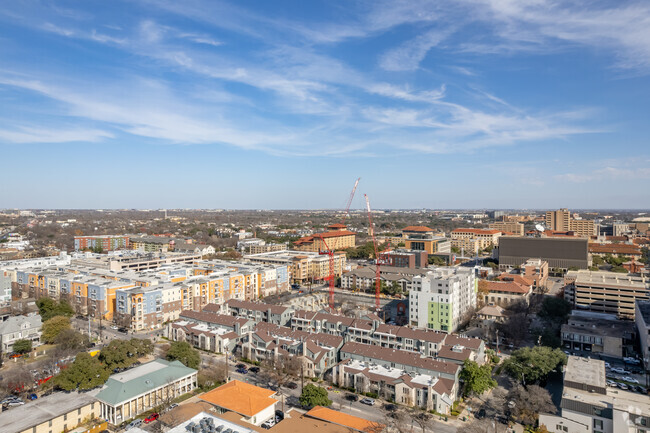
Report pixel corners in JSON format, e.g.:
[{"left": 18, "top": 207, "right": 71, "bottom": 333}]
[
  {"left": 364, "top": 194, "right": 382, "bottom": 311},
  {"left": 341, "top": 177, "right": 360, "bottom": 225},
  {"left": 319, "top": 178, "right": 361, "bottom": 311}
]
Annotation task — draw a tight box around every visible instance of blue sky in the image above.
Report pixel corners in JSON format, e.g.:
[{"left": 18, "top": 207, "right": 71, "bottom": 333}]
[{"left": 1, "top": 1, "right": 649, "bottom": 209}]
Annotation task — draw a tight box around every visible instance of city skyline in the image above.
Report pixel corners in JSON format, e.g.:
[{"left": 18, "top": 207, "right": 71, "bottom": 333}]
[{"left": 1, "top": 1, "right": 649, "bottom": 209}]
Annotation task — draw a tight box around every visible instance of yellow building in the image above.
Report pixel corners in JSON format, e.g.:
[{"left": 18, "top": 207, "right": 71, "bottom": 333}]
[
  {"left": 294, "top": 224, "right": 356, "bottom": 252},
  {"left": 488, "top": 221, "right": 524, "bottom": 236},
  {"left": 545, "top": 208, "right": 595, "bottom": 237},
  {"left": 0, "top": 392, "right": 100, "bottom": 433},
  {"left": 451, "top": 228, "right": 502, "bottom": 254}
]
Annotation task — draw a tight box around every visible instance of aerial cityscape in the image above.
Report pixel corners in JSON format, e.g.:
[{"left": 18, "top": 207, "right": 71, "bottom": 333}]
[{"left": 0, "top": 1, "right": 649, "bottom": 433}]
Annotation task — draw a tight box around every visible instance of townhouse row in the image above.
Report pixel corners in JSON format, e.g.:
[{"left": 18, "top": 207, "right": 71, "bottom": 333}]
[{"left": 167, "top": 300, "right": 486, "bottom": 414}]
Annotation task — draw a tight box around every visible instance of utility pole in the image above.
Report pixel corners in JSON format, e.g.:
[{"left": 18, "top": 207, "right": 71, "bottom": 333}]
[
  {"left": 300, "top": 363, "right": 304, "bottom": 393},
  {"left": 88, "top": 315, "right": 91, "bottom": 341}
]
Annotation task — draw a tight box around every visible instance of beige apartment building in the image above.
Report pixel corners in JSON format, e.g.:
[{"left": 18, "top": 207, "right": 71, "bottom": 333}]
[
  {"left": 545, "top": 208, "right": 595, "bottom": 237},
  {"left": 293, "top": 224, "right": 356, "bottom": 252},
  {"left": 245, "top": 250, "right": 346, "bottom": 285},
  {"left": 248, "top": 243, "right": 288, "bottom": 254},
  {"left": 488, "top": 221, "right": 524, "bottom": 236},
  {"left": 451, "top": 228, "right": 502, "bottom": 254}
]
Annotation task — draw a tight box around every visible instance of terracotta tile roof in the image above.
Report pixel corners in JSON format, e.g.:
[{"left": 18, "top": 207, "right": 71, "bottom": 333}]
[
  {"left": 328, "top": 223, "right": 347, "bottom": 229},
  {"left": 496, "top": 274, "right": 534, "bottom": 286},
  {"left": 199, "top": 380, "right": 276, "bottom": 417},
  {"left": 402, "top": 226, "right": 433, "bottom": 232},
  {"left": 295, "top": 230, "right": 356, "bottom": 245},
  {"left": 588, "top": 243, "right": 641, "bottom": 255},
  {"left": 305, "top": 406, "right": 384, "bottom": 432},
  {"left": 481, "top": 280, "right": 531, "bottom": 295}
]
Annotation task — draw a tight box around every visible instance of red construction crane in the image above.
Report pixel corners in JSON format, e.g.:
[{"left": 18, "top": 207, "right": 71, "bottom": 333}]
[
  {"left": 341, "top": 177, "right": 360, "bottom": 225},
  {"left": 364, "top": 194, "right": 382, "bottom": 311}
]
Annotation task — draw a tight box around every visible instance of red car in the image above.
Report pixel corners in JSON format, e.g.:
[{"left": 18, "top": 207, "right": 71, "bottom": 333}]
[{"left": 144, "top": 413, "right": 159, "bottom": 423}]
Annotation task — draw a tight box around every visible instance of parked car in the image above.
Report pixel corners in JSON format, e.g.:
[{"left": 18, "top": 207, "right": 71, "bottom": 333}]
[
  {"left": 275, "top": 410, "right": 284, "bottom": 421},
  {"left": 624, "top": 357, "right": 641, "bottom": 364},
  {"left": 168, "top": 403, "right": 179, "bottom": 410},
  {"left": 622, "top": 376, "right": 639, "bottom": 384},
  {"left": 261, "top": 417, "right": 276, "bottom": 429},
  {"left": 384, "top": 404, "right": 398, "bottom": 412},
  {"left": 249, "top": 366, "right": 260, "bottom": 374},
  {"left": 285, "top": 382, "right": 298, "bottom": 389},
  {"left": 345, "top": 394, "right": 359, "bottom": 402},
  {"left": 236, "top": 368, "right": 248, "bottom": 374},
  {"left": 360, "top": 397, "right": 375, "bottom": 406},
  {"left": 605, "top": 362, "right": 611, "bottom": 368},
  {"left": 126, "top": 419, "right": 142, "bottom": 429},
  {"left": 110, "top": 325, "right": 119, "bottom": 330},
  {"left": 635, "top": 386, "right": 647, "bottom": 394},
  {"left": 611, "top": 367, "right": 630, "bottom": 374},
  {"left": 28, "top": 393, "right": 38, "bottom": 400},
  {"left": 236, "top": 363, "right": 246, "bottom": 369},
  {"left": 144, "top": 413, "right": 159, "bottom": 423},
  {"left": 618, "top": 383, "right": 629, "bottom": 390},
  {"left": 118, "top": 327, "right": 128, "bottom": 333}
]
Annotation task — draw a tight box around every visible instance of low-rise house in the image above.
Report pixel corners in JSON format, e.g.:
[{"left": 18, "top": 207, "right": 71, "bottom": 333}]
[
  {"left": 222, "top": 299, "right": 293, "bottom": 326},
  {"left": 0, "top": 313, "right": 42, "bottom": 353},
  {"left": 199, "top": 380, "right": 277, "bottom": 427},
  {"left": 478, "top": 280, "right": 532, "bottom": 307}
]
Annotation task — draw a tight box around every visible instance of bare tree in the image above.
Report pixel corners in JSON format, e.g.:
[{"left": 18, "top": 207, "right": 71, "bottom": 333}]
[
  {"left": 458, "top": 420, "right": 509, "bottom": 433},
  {"left": 409, "top": 409, "right": 434, "bottom": 433},
  {"left": 507, "top": 384, "right": 556, "bottom": 426}
]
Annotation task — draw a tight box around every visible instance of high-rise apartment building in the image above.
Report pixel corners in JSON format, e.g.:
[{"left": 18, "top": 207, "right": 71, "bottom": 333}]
[
  {"left": 545, "top": 208, "right": 595, "bottom": 237},
  {"left": 409, "top": 267, "right": 476, "bottom": 332},
  {"left": 488, "top": 222, "right": 524, "bottom": 236}
]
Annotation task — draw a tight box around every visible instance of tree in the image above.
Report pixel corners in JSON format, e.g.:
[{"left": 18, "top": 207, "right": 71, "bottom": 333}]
[
  {"left": 54, "top": 352, "right": 110, "bottom": 391},
  {"left": 13, "top": 339, "right": 32, "bottom": 354},
  {"left": 460, "top": 360, "right": 497, "bottom": 396},
  {"left": 99, "top": 338, "right": 154, "bottom": 370},
  {"left": 299, "top": 384, "right": 332, "bottom": 408},
  {"left": 37, "top": 298, "right": 74, "bottom": 321},
  {"left": 166, "top": 341, "right": 201, "bottom": 369},
  {"left": 42, "top": 316, "right": 71, "bottom": 344},
  {"left": 54, "top": 329, "right": 88, "bottom": 351},
  {"left": 496, "top": 313, "right": 528, "bottom": 347},
  {"left": 537, "top": 297, "right": 571, "bottom": 324},
  {"left": 507, "top": 384, "right": 556, "bottom": 426},
  {"left": 504, "top": 346, "right": 567, "bottom": 385}
]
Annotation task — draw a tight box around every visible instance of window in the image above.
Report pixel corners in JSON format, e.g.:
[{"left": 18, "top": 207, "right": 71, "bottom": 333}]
[{"left": 593, "top": 419, "right": 603, "bottom": 430}]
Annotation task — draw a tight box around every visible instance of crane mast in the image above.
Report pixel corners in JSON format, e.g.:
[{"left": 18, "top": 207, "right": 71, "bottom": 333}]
[
  {"left": 364, "top": 194, "right": 381, "bottom": 311},
  {"left": 341, "top": 177, "right": 360, "bottom": 225}
]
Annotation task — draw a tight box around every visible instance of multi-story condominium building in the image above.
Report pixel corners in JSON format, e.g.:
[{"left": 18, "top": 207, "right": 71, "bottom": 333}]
[
  {"left": 293, "top": 224, "right": 356, "bottom": 252},
  {"left": 382, "top": 249, "right": 429, "bottom": 268},
  {"left": 237, "top": 238, "right": 265, "bottom": 252},
  {"left": 564, "top": 270, "right": 649, "bottom": 319},
  {"left": 341, "top": 265, "right": 429, "bottom": 293},
  {"left": 561, "top": 311, "right": 635, "bottom": 358},
  {"left": 248, "top": 243, "right": 288, "bottom": 255},
  {"left": 245, "top": 250, "right": 345, "bottom": 285},
  {"left": 451, "top": 229, "right": 502, "bottom": 254},
  {"left": 0, "top": 270, "right": 11, "bottom": 304},
  {"left": 520, "top": 258, "right": 549, "bottom": 289},
  {"left": 488, "top": 221, "right": 524, "bottom": 236},
  {"left": 95, "top": 359, "right": 197, "bottom": 425},
  {"left": 498, "top": 236, "right": 589, "bottom": 269},
  {"left": 0, "top": 313, "right": 42, "bottom": 353},
  {"left": 74, "top": 235, "right": 130, "bottom": 251},
  {"left": 130, "top": 236, "right": 175, "bottom": 252},
  {"left": 539, "top": 356, "right": 649, "bottom": 433},
  {"left": 545, "top": 208, "right": 596, "bottom": 237},
  {"left": 220, "top": 300, "right": 293, "bottom": 326},
  {"left": 70, "top": 251, "right": 201, "bottom": 272},
  {"left": 635, "top": 300, "right": 650, "bottom": 371},
  {"left": 409, "top": 267, "right": 476, "bottom": 332},
  {"left": 401, "top": 226, "right": 450, "bottom": 254}
]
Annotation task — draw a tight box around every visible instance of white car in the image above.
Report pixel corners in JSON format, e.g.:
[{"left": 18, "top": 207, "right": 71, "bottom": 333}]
[
  {"left": 605, "top": 362, "right": 611, "bottom": 368},
  {"left": 110, "top": 325, "right": 119, "bottom": 330},
  {"left": 611, "top": 368, "right": 630, "bottom": 374},
  {"left": 623, "top": 376, "right": 640, "bottom": 384}
]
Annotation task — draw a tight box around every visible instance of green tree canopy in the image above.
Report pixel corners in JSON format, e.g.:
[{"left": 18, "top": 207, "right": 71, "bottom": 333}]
[
  {"left": 166, "top": 341, "right": 200, "bottom": 369},
  {"left": 13, "top": 339, "right": 32, "bottom": 354},
  {"left": 299, "top": 384, "right": 332, "bottom": 408},
  {"left": 37, "top": 298, "right": 74, "bottom": 321},
  {"left": 54, "top": 329, "right": 89, "bottom": 351},
  {"left": 504, "top": 346, "right": 567, "bottom": 385},
  {"left": 42, "top": 316, "right": 72, "bottom": 344},
  {"left": 460, "top": 359, "right": 497, "bottom": 396},
  {"left": 537, "top": 297, "right": 572, "bottom": 324},
  {"left": 54, "top": 352, "right": 110, "bottom": 391},
  {"left": 99, "top": 338, "right": 154, "bottom": 370}
]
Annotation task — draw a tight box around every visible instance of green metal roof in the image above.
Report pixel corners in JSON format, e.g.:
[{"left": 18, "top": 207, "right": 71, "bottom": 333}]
[{"left": 95, "top": 358, "right": 196, "bottom": 406}]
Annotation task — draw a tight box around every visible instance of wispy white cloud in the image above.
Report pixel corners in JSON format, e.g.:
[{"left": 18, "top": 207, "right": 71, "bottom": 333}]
[
  {"left": 380, "top": 28, "right": 453, "bottom": 71},
  {"left": 0, "top": 126, "right": 112, "bottom": 143},
  {"left": 556, "top": 164, "right": 650, "bottom": 183}
]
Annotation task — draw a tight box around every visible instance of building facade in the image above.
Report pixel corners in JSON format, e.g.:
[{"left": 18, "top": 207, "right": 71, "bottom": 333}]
[
  {"left": 0, "top": 313, "right": 42, "bottom": 353},
  {"left": 74, "top": 235, "right": 130, "bottom": 251},
  {"left": 293, "top": 224, "right": 356, "bottom": 252},
  {"left": 488, "top": 222, "right": 524, "bottom": 236},
  {"left": 546, "top": 209, "right": 596, "bottom": 237},
  {"left": 451, "top": 229, "right": 502, "bottom": 254},
  {"left": 409, "top": 267, "right": 476, "bottom": 332},
  {"left": 402, "top": 226, "right": 450, "bottom": 255},
  {"left": 498, "top": 236, "right": 589, "bottom": 269}
]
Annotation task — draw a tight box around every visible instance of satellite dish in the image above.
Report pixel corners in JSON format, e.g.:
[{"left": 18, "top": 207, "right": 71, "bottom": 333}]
[{"left": 535, "top": 224, "right": 545, "bottom": 232}]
